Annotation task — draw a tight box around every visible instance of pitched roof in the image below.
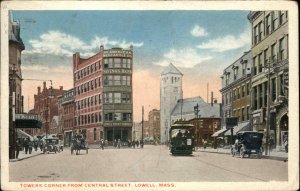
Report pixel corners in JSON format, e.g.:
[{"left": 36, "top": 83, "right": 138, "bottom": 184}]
[
  {"left": 171, "top": 96, "right": 220, "bottom": 118},
  {"left": 161, "top": 63, "right": 183, "bottom": 76}
]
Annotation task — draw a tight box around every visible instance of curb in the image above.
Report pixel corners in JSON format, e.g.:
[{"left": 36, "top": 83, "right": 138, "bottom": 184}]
[
  {"left": 197, "top": 150, "right": 287, "bottom": 161},
  {"left": 9, "top": 153, "right": 43, "bottom": 162}
]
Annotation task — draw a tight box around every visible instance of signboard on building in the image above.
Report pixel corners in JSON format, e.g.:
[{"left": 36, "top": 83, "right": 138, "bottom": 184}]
[
  {"left": 103, "top": 69, "right": 132, "bottom": 74},
  {"left": 15, "top": 114, "right": 42, "bottom": 129},
  {"left": 103, "top": 50, "right": 131, "bottom": 57},
  {"left": 225, "top": 117, "right": 238, "bottom": 129}
]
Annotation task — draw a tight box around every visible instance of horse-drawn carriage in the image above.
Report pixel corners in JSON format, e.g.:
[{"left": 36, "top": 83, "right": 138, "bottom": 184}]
[{"left": 71, "top": 134, "right": 89, "bottom": 155}]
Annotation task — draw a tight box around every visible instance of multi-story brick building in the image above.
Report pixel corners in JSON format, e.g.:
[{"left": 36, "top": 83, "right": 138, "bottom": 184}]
[
  {"left": 248, "top": 11, "right": 288, "bottom": 150},
  {"left": 148, "top": 109, "right": 160, "bottom": 142},
  {"left": 58, "top": 88, "right": 75, "bottom": 146},
  {"left": 220, "top": 51, "right": 253, "bottom": 135},
  {"left": 33, "top": 82, "right": 64, "bottom": 137},
  {"left": 73, "top": 46, "right": 133, "bottom": 144}
]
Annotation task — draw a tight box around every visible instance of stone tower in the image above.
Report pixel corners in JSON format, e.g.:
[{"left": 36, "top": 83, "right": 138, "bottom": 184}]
[{"left": 160, "top": 63, "right": 183, "bottom": 144}]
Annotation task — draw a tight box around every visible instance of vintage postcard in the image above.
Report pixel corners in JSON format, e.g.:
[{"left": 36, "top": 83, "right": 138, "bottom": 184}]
[{"left": 1, "top": 1, "right": 299, "bottom": 191}]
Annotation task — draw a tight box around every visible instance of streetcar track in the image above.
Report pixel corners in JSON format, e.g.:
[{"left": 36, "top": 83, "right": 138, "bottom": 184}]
[{"left": 192, "top": 155, "right": 268, "bottom": 182}]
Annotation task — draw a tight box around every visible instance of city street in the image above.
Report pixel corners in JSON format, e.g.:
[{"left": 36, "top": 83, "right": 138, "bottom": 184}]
[{"left": 10, "top": 145, "right": 287, "bottom": 182}]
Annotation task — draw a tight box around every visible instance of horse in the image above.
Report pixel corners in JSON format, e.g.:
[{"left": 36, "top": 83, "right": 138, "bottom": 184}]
[{"left": 71, "top": 138, "right": 88, "bottom": 155}]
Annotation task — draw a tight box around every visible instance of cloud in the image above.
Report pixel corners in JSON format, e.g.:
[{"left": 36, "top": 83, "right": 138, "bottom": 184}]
[
  {"left": 22, "top": 64, "right": 72, "bottom": 74},
  {"left": 196, "top": 27, "right": 251, "bottom": 52},
  {"left": 153, "top": 48, "right": 212, "bottom": 68},
  {"left": 191, "top": 25, "right": 208, "bottom": 37},
  {"left": 23, "top": 30, "right": 144, "bottom": 57}
]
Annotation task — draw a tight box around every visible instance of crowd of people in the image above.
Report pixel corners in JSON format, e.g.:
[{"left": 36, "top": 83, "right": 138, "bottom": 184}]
[
  {"left": 15, "top": 137, "right": 45, "bottom": 158},
  {"left": 99, "top": 139, "right": 144, "bottom": 150}
]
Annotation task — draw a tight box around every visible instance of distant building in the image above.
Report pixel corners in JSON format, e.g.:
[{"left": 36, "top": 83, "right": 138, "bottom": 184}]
[
  {"left": 160, "top": 63, "right": 183, "bottom": 144},
  {"left": 58, "top": 88, "right": 75, "bottom": 146},
  {"left": 73, "top": 46, "right": 133, "bottom": 144},
  {"left": 248, "top": 11, "right": 288, "bottom": 149},
  {"left": 220, "top": 51, "right": 253, "bottom": 136},
  {"left": 50, "top": 116, "right": 59, "bottom": 134},
  {"left": 148, "top": 109, "right": 160, "bottom": 142},
  {"left": 170, "top": 96, "right": 221, "bottom": 146},
  {"left": 33, "top": 82, "right": 64, "bottom": 137}
]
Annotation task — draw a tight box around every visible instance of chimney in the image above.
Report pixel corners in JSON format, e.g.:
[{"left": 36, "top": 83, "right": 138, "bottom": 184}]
[
  {"left": 38, "top": 86, "right": 41, "bottom": 94},
  {"left": 100, "top": 45, "right": 104, "bottom": 52},
  {"left": 43, "top": 81, "right": 46, "bottom": 90},
  {"left": 60, "top": 86, "right": 63, "bottom": 91}
]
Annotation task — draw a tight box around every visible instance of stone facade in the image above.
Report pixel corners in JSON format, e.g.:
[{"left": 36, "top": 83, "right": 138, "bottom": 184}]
[
  {"left": 160, "top": 63, "right": 183, "bottom": 144},
  {"left": 248, "top": 11, "right": 289, "bottom": 149}
]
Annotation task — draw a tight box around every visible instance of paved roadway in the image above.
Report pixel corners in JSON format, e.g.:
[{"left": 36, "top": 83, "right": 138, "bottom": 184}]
[{"left": 9, "top": 145, "right": 287, "bottom": 182}]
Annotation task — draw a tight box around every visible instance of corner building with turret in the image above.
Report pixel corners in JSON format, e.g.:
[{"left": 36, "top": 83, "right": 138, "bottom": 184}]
[{"left": 73, "top": 46, "right": 133, "bottom": 144}]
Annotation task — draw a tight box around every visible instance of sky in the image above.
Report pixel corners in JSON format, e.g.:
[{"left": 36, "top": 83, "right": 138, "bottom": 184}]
[{"left": 12, "top": 10, "right": 251, "bottom": 122}]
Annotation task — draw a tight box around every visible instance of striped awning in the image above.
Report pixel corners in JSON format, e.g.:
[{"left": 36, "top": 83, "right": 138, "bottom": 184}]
[
  {"left": 211, "top": 128, "right": 229, "bottom": 137},
  {"left": 224, "top": 122, "right": 250, "bottom": 136}
]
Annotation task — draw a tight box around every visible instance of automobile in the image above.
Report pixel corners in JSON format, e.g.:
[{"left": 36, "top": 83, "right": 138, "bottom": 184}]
[
  {"left": 169, "top": 122, "right": 195, "bottom": 155},
  {"left": 231, "top": 131, "right": 263, "bottom": 159},
  {"left": 43, "top": 137, "right": 60, "bottom": 154}
]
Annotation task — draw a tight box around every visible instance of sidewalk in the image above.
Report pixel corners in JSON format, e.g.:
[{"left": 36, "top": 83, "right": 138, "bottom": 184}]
[
  {"left": 9, "top": 149, "right": 43, "bottom": 162},
  {"left": 197, "top": 147, "right": 288, "bottom": 161}
]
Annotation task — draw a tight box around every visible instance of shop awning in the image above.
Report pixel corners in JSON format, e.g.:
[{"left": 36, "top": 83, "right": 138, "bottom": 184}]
[
  {"left": 15, "top": 114, "right": 42, "bottom": 129},
  {"left": 17, "top": 129, "right": 33, "bottom": 140},
  {"left": 224, "top": 122, "right": 250, "bottom": 136},
  {"left": 211, "top": 128, "right": 229, "bottom": 137}
]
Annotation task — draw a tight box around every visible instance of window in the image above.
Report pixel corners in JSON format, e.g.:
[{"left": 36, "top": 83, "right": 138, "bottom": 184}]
[
  {"left": 241, "top": 108, "right": 245, "bottom": 121},
  {"left": 94, "top": 128, "right": 96, "bottom": 141},
  {"left": 233, "top": 67, "right": 238, "bottom": 80},
  {"left": 253, "top": 57, "right": 257, "bottom": 75},
  {"left": 258, "top": 84, "right": 262, "bottom": 109},
  {"left": 258, "top": 22, "right": 262, "bottom": 42},
  {"left": 108, "top": 58, "right": 113, "bottom": 68},
  {"left": 247, "top": 106, "right": 250, "bottom": 120},
  {"left": 279, "top": 37, "right": 285, "bottom": 60},
  {"left": 242, "top": 62, "right": 247, "bottom": 76},
  {"left": 271, "top": 43, "right": 276, "bottom": 64},
  {"left": 264, "top": 82, "right": 268, "bottom": 107},
  {"left": 114, "top": 58, "right": 121, "bottom": 68},
  {"left": 104, "top": 59, "right": 108, "bottom": 68},
  {"left": 254, "top": 25, "right": 258, "bottom": 44},
  {"left": 271, "top": 11, "right": 277, "bottom": 32},
  {"left": 104, "top": 113, "right": 113, "bottom": 121},
  {"left": 122, "top": 113, "right": 132, "bottom": 121},
  {"left": 121, "top": 93, "right": 131, "bottom": 103},
  {"left": 114, "top": 93, "right": 121, "bottom": 103},
  {"left": 122, "top": 76, "right": 131, "bottom": 86},
  {"left": 242, "top": 85, "right": 245, "bottom": 97},
  {"left": 104, "top": 93, "right": 113, "bottom": 103},
  {"left": 225, "top": 73, "right": 230, "bottom": 85},
  {"left": 114, "top": 75, "right": 121, "bottom": 85},
  {"left": 124, "top": 58, "right": 131, "bottom": 68},
  {"left": 264, "top": 48, "right": 268, "bottom": 66},
  {"left": 246, "top": 83, "right": 250, "bottom": 96},
  {"left": 279, "top": 11, "right": 285, "bottom": 25},
  {"left": 258, "top": 53, "right": 263, "bottom": 73},
  {"left": 237, "top": 87, "right": 240, "bottom": 99},
  {"left": 104, "top": 75, "right": 113, "bottom": 86},
  {"left": 266, "top": 14, "right": 271, "bottom": 35}
]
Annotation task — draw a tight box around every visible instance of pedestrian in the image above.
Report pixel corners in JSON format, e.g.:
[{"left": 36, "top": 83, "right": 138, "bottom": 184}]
[
  {"left": 117, "top": 139, "right": 121, "bottom": 149},
  {"left": 203, "top": 139, "right": 207, "bottom": 149},
  {"left": 284, "top": 136, "right": 288, "bottom": 153},
  {"left": 34, "top": 141, "right": 38, "bottom": 151},
  {"left": 28, "top": 140, "right": 33, "bottom": 154},
  {"left": 100, "top": 139, "right": 104, "bottom": 150},
  {"left": 24, "top": 138, "right": 29, "bottom": 154},
  {"left": 39, "top": 141, "right": 44, "bottom": 152},
  {"left": 136, "top": 140, "right": 139, "bottom": 148},
  {"left": 132, "top": 140, "right": 135, "bottom": 149},
  {"left": 140, "top": 139, "right": 144, "bottom": 149},
  {"left": 269, "top": 136, "right": 274, "bottom": 152},
  {"left": 114, "top": 139, "right": 117, "bottom": 148},
  {"left": 15, "top": 139, "right": 21, "bottom": 159}
]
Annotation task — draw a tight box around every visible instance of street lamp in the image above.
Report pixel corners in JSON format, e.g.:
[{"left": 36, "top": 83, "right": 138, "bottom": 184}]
[
  {"left": 194, "top": 104, "right": 200, "bottom": 148},
  {"left": 9, "top": 64, "right": 17, "bottom": 159}
]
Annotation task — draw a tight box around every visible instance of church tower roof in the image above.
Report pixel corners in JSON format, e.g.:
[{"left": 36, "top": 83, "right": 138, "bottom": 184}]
[{"left": 161, "top": 63, "right": 183, "bottom": 76}]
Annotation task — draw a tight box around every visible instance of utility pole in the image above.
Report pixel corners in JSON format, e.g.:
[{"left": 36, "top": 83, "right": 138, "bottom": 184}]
[
  {"left": 265, "top": 61, "right": 271, "bottom": 156},
  {"left": 194, "top": 104, "right": 199, "bottom": 149}
]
